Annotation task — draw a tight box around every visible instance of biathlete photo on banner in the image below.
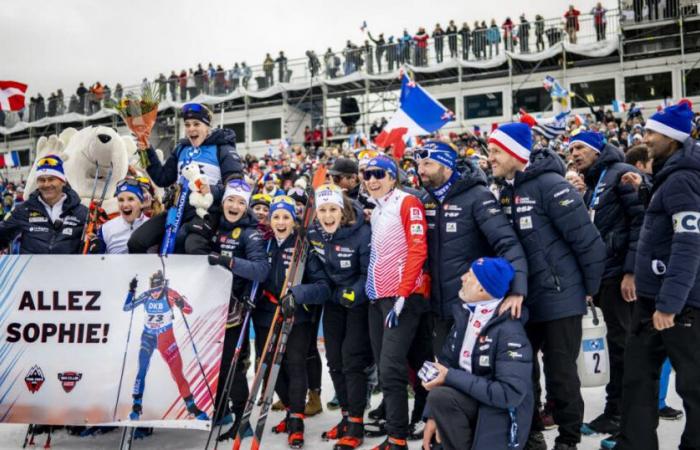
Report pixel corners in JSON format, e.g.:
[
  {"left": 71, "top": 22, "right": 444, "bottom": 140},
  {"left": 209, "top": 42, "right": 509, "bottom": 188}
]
[{"left": 1, "top": 0, "right": 699, "bottom": 449}]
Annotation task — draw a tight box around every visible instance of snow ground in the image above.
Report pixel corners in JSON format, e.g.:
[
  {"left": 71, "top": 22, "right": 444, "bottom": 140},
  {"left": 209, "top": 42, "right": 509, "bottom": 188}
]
[{"left": 0, "top": 341, "right": 685, "bottom": 450}]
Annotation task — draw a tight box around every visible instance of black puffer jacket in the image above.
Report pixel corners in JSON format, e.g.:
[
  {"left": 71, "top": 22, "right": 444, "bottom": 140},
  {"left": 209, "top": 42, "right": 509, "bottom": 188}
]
[
  {"left": 498, "top": 149, "right": 606, "bottom": 323},
  {"left": 421, "top": 162, "right": 528, "bottom": 319},
  {"left": 0, "top": 187, "right": 88, "bottom": 254},
  {"left": 305, "top": 203, "right": 371, "bottom": 306},
  {"left": 582, "top": 144, "right": 645, "bottom": 279},
  {"left": 635, "top": 137, "right": 700, "bottom": 313}
]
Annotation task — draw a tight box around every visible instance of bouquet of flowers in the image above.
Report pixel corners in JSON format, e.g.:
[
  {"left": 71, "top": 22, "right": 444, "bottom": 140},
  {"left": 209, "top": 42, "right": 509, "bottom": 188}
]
[{"left": 108, "top": 83, "right": 160, "bottom": 168}]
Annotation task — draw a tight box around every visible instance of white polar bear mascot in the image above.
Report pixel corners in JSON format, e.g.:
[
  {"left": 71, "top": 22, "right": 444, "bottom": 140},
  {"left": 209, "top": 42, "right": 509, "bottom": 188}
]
[{"left": 26, "top": 126, "right": 138, "bottom": 215}]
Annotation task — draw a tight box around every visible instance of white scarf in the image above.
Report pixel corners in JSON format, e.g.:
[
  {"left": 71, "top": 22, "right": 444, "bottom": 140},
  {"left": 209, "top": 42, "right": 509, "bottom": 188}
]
[{"left": 458, "top": 299, "right": 500, "bottom": 373}]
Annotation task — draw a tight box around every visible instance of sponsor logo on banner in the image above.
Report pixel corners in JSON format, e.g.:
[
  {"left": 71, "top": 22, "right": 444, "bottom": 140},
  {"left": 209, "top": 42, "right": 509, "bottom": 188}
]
[
  {"left": 57, "top": 371, "right": 82, "bottom": 393},
  {"left": 25, "top": 365, "right": 45, "bottom": 393}
]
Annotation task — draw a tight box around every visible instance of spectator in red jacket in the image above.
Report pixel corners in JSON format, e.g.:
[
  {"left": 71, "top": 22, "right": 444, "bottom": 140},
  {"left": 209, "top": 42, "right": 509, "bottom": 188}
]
[
  {"left": 564, "top": 5, "right": 581, "bottom": 43},
  {"left": 414, "top": 27, "right": 429, "bottom": 66},
  {"left": 178, "top": 70, "right": 188, "bottom": 101},
  {"left": 502, "top": 17, "right": 515, "bottom": 52}
]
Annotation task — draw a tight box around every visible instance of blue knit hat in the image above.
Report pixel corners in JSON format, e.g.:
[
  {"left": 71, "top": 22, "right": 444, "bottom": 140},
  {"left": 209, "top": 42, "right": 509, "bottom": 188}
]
[
  {"left": 569, "top": 131, "right": 605, "bottom": 153},
  {"left": 471, "top": 257, "right": 515, "bottom": 299},
  {"left": 35, "top": 154, "right": 66, "bottom": 182},
  {"left": 181, "top": 103, "right": 212, "bottom": 126},
  {"left": 645, "top": 99, "right": 694, "bottom": 142},
  {"left": 269, "top": 195, "right": 297, "bottom": 220},
  {"left": 416, "top": 140, "right": 458, "bottom": 170},
  {"left": 488, "top": 123, "right": 532, "bottom": 163},
  {"left": 366, "top": 155, "right": 397, "bottom": 179}
]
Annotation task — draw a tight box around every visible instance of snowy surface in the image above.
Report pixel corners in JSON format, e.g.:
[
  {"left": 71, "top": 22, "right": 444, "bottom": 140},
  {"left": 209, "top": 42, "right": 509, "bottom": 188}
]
[{"left": 0, "top": 341, "right": 685, "bottom": 450}]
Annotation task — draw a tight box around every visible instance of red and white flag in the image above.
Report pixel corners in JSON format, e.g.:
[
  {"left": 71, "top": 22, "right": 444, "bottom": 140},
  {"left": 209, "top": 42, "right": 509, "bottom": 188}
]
[{"left": 0, "top": 81, "right": 28, "bottom": 112}]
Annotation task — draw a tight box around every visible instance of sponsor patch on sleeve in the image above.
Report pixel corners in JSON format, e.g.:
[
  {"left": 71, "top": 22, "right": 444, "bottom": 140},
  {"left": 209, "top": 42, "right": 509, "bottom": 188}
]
[
  {"left": 672, "top": 211, "right": 700, "bottom": 234},
  {"left": 410, "top": 224, "right": 424, "bottom": 235},
  {"left": 410, "top": 207, "right": 423, "bottom": 220}
]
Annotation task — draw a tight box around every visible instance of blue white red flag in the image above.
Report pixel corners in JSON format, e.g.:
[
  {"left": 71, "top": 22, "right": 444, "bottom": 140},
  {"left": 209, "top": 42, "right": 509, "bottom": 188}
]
[{"left": 374, "top": 73, "right": 454, "bottom": 158}]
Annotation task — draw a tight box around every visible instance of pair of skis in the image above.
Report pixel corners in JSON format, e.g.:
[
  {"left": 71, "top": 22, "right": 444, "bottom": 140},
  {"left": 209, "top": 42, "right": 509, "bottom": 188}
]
[
  {"left": 80, "top": 161, "right": 114, "bottom": 254},
  {"left": 231, "top": 187, "right": 316, "bottom": 450}
]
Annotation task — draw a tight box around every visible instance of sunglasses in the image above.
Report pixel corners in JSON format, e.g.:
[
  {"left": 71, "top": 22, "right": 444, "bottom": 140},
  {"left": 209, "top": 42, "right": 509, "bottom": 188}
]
[
  {"left": 182, "top": 103, "right": 205, "bottom": 114},
  {"left": 38, "top": 157, "right": 60, "bottom": 167},
  {"left": 116, "top": 178, "right": 142, "bottom": 189},
  {"left": 362, "top": 169, "right": 387, "bottom": 181},
  {"left": 332, "top": 174, "right": 349, "bottom": 182},
  {"left": 227, "top": 178, "right": 251, "bottom": 191}
]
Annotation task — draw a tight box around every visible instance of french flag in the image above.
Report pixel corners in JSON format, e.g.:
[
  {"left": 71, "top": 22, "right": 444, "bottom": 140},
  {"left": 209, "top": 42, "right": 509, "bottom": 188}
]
[
  {"left": 374, "top": 73, "right": 454, "bottom": 158},
  {"left": 0, "top": 151, "right": 20, "bottom": 168},
  {"left": 0, "top": 81, "right": 28, "bottom": 112}
]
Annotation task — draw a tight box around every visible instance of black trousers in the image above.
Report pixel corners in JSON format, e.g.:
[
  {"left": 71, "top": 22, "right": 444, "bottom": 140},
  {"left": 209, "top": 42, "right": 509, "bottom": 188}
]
[
  {"left": 426, "top": 385, "right": 478, "bottom": 450},
  {"left": 594, "top": 275, "right": 634, "bottom": 416},
  {"left": 526, "top": 315, "right": 583, "bottom": 445},
  {"left": 432, "top": 315, "right": 454, "bottom": 357},
  {"left": 253, "top": 320, "right": 314, "bottom": 415},
  {"left": 369, "top": 294, "right": 427, "bottom": 438},
  {"left": 617, "top": 298, "right": 700, "bottom": 450},
  {"left": 408, "top": 311, "right": 434, "bottom": 423},
  {"left": 324, "top": 302, "right": 373, "bottom": 417},
  {"left": 306, "top": 308, "right": 323, "bottom": 392},
  {"left": 214, "top": 321, "right": 250, "bottom": 422}
]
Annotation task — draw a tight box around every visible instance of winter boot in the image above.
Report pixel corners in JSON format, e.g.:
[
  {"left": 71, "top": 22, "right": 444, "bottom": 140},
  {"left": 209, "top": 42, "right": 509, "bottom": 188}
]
[
  {"left": 524, "top": 431, "right": 547, "bottom": 450},
  {"left": 130, "top": 396, "right": 143, "bottom": 421},
  {"left": 581, "top": 412, "right": 620, "bottom": 435},
  {"left": 659, "top": 405, "right": 684, "bottom": 420},
  {"left": 371, "top": 436, "right": 408, "bottom": 450},
  {"left": 600, "top": 433, "right": 618, "bottom": 449},
  {"left": 368, "top": 400, "right": 385, "bottom": 421},
  {"left": 327, "top": 393, "right": 341, "bottom": 410},
  {"left": 334, "top": 417, "right": 364, "bottom": 450},
  {"left": 272, "top": 412, "right": 290, "bottom": 434},
  {"left": 272, "top": 398, "right": 286, "bottom": 411},
  {"left": 217, "top": 419, "right": 253, "bottom": 442},
  {"left": 287, "top": 413, "right": 305, "bottom": 449},
  {"left": 304, "top": 389, "right": 323, "bottom": 417},
  {"left": 322, "top": 412, "right": 348, "bottom": 440},
  {"left": 184, "top": 395, "right": 209, "bottom": 420},
  {"left": 540, "top": 400, "right": 557, "bottom": 430}
]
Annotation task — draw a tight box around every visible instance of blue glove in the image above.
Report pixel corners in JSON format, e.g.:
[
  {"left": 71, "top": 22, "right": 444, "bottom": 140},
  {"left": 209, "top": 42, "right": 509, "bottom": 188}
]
[{"left": 384, "top": 296, "right": 405, "bottom": 329}]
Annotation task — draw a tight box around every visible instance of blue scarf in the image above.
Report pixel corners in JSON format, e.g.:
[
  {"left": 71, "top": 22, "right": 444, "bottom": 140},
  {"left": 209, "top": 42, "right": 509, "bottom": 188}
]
[{"left": 431, "top": 171, "right": 460, "bottom": 203}]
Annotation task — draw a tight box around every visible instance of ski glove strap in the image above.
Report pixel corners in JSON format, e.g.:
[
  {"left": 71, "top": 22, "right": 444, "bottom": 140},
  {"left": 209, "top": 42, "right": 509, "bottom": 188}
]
[{"left": 384, "top": 296, "right": 405, "bottom": 329}]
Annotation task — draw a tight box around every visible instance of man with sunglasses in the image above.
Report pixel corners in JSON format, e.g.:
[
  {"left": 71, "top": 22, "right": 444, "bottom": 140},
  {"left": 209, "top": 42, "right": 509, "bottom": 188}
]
[
  {"left": 416, "top": 140, "right": 528, "bottom": 355},
  {"left": 128, "top": 103, "right": 242, "bottom": 253},
  {"left": 329, "top": 157, "right": 361, "bottom": 200},
  {"left": 364, "top": 155, "right": 429, "bottom": 450},
  {"left": 0, "top": 155, "right": 87, "bottom": 255}
]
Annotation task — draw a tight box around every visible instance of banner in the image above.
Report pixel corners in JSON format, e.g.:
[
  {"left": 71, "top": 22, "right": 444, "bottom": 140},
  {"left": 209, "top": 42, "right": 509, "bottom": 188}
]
[{"left": 0, "top": 255, "right": 232, "bottom": 430}]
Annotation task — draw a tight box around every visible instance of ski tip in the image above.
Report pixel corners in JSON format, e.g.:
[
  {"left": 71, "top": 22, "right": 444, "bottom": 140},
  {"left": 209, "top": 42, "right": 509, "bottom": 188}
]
[
  {"left": 250, "top": 439, "right": 260, "bottom": 450},
  {"left": 232, "top": 437, "right": 241, "bottom": 450}
]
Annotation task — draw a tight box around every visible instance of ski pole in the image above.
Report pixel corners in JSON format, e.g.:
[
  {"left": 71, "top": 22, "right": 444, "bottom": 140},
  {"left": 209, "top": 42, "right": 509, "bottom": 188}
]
[
  {"left": 178, "top": 306, "right": 215, "bottom": 404},
  {"left": 113, "top": 279, "right": 137, "bottom": 421},
  {"left": 206, "top": 280, "right": 261, "bottom": 450}
]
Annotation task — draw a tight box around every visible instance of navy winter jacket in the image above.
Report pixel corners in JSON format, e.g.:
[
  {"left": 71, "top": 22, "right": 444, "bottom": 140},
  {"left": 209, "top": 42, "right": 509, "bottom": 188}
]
[
  {"left": 498, "top": 149, "right": 606, "bottom": 322},
  {"left": 635, "top": 138, "right": 700, "bottom": 313},
  {"left": 305, "top": 204, "right": 372, "bottom": 307},
  {"left": 0, "top": 187, "right": 88, "bottom": 254},
  {"left": 421, "top": 162, "right": 528, "bottom": 319},
  {"left": 427, "top": 302, "right": 533, "bottom": 450},
  {"left": 146, "top": 127, "right": 243, "bottom": 219},
  {"left": 254, "top": 231, "right": 331, "bottom": 328},
  {"left": 581, "top": 144, "right": 645, "bottom": 279}
]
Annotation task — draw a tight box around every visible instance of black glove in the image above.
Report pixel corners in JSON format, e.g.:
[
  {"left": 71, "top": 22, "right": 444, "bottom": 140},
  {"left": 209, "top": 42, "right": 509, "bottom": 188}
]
[
  {"left": 175, "top": 297, "right": 186, "bottom": 310},
  {"left": 187, "top": 216, "right": 214, "bottom": 239},
  {"left": 129, "top": 277, "right": 138, "bottom": 293},
  {"left": 280, "top": 292, "right": 296, "bottom": 318},
  {"left": 339, "top": 288, "right": 356, "bottom": 308},
  {"left": 208, "top": 252, "right": 234, "bottom": 269}
]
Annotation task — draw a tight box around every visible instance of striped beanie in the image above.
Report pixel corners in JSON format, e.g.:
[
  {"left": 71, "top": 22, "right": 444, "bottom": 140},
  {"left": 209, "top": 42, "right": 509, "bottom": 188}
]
[{"left": 488, "top": 123, "right": 532, "bottom": 163}]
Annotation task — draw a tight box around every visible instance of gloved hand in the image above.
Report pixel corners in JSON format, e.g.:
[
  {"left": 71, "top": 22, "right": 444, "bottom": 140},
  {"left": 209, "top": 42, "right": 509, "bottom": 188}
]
[
  {"left": 384, "top": 296, "right": 405, "bottom": 329},
  {"left": 208, "top": 252, "right": 234, "bottom": 269},
  {"left": 339, "top": 288, "right": 356, "bottom": 308},
  {"left": 129, "top": 277, "right": 138, "bottom": 294},
  {"left": 280, "top": 292, "right": 296, "bottom": 318},
  {"left": 257, "top": 222, "right": 274, "bottom": 241},
  {"left": 175, "top": 297, "right": 186, "bottom": 310},
  {"left": 187, "top": 215, "right": 214, "bottom": 239}
]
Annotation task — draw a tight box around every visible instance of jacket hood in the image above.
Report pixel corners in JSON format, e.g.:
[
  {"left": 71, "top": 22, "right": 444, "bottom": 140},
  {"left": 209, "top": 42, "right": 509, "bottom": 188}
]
[
  {"left": 583, "top": 144, "right": 625, "bottom": 186},
  {"left": 517, "top": 148, "right": 566, "bottom": 184},
  {"left": 655, "top": 138, "right": 700, "bottom": 185}
]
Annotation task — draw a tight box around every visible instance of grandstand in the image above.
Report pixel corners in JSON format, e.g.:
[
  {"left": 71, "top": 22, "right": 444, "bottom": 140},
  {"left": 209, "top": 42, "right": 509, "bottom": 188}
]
[{"left": 1, "top": 1, "right": 699, "bottom": 182}]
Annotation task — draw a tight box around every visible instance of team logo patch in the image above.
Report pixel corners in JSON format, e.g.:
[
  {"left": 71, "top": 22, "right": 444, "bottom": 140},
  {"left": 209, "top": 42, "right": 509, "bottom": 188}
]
[
  {"left": 410, "top": 207, "right": 423, "bottom": 220},
  {"left": 519, "top": 216, "right": 533, "bottom": 230},
  {"left": 446, "top": 222, "right": 457, "bottom": 233},
  {"left": 232, "top": 227, "right": 241, "bottom": 239},
  {"left": 57, "top": 371, "right": 83, "bottom": 393},
  {"left": 25, "top": 365, "right": 45, "bottom": 393},
  {"left": 410, "top": 224, "right": 424, "bottom": 235}
]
